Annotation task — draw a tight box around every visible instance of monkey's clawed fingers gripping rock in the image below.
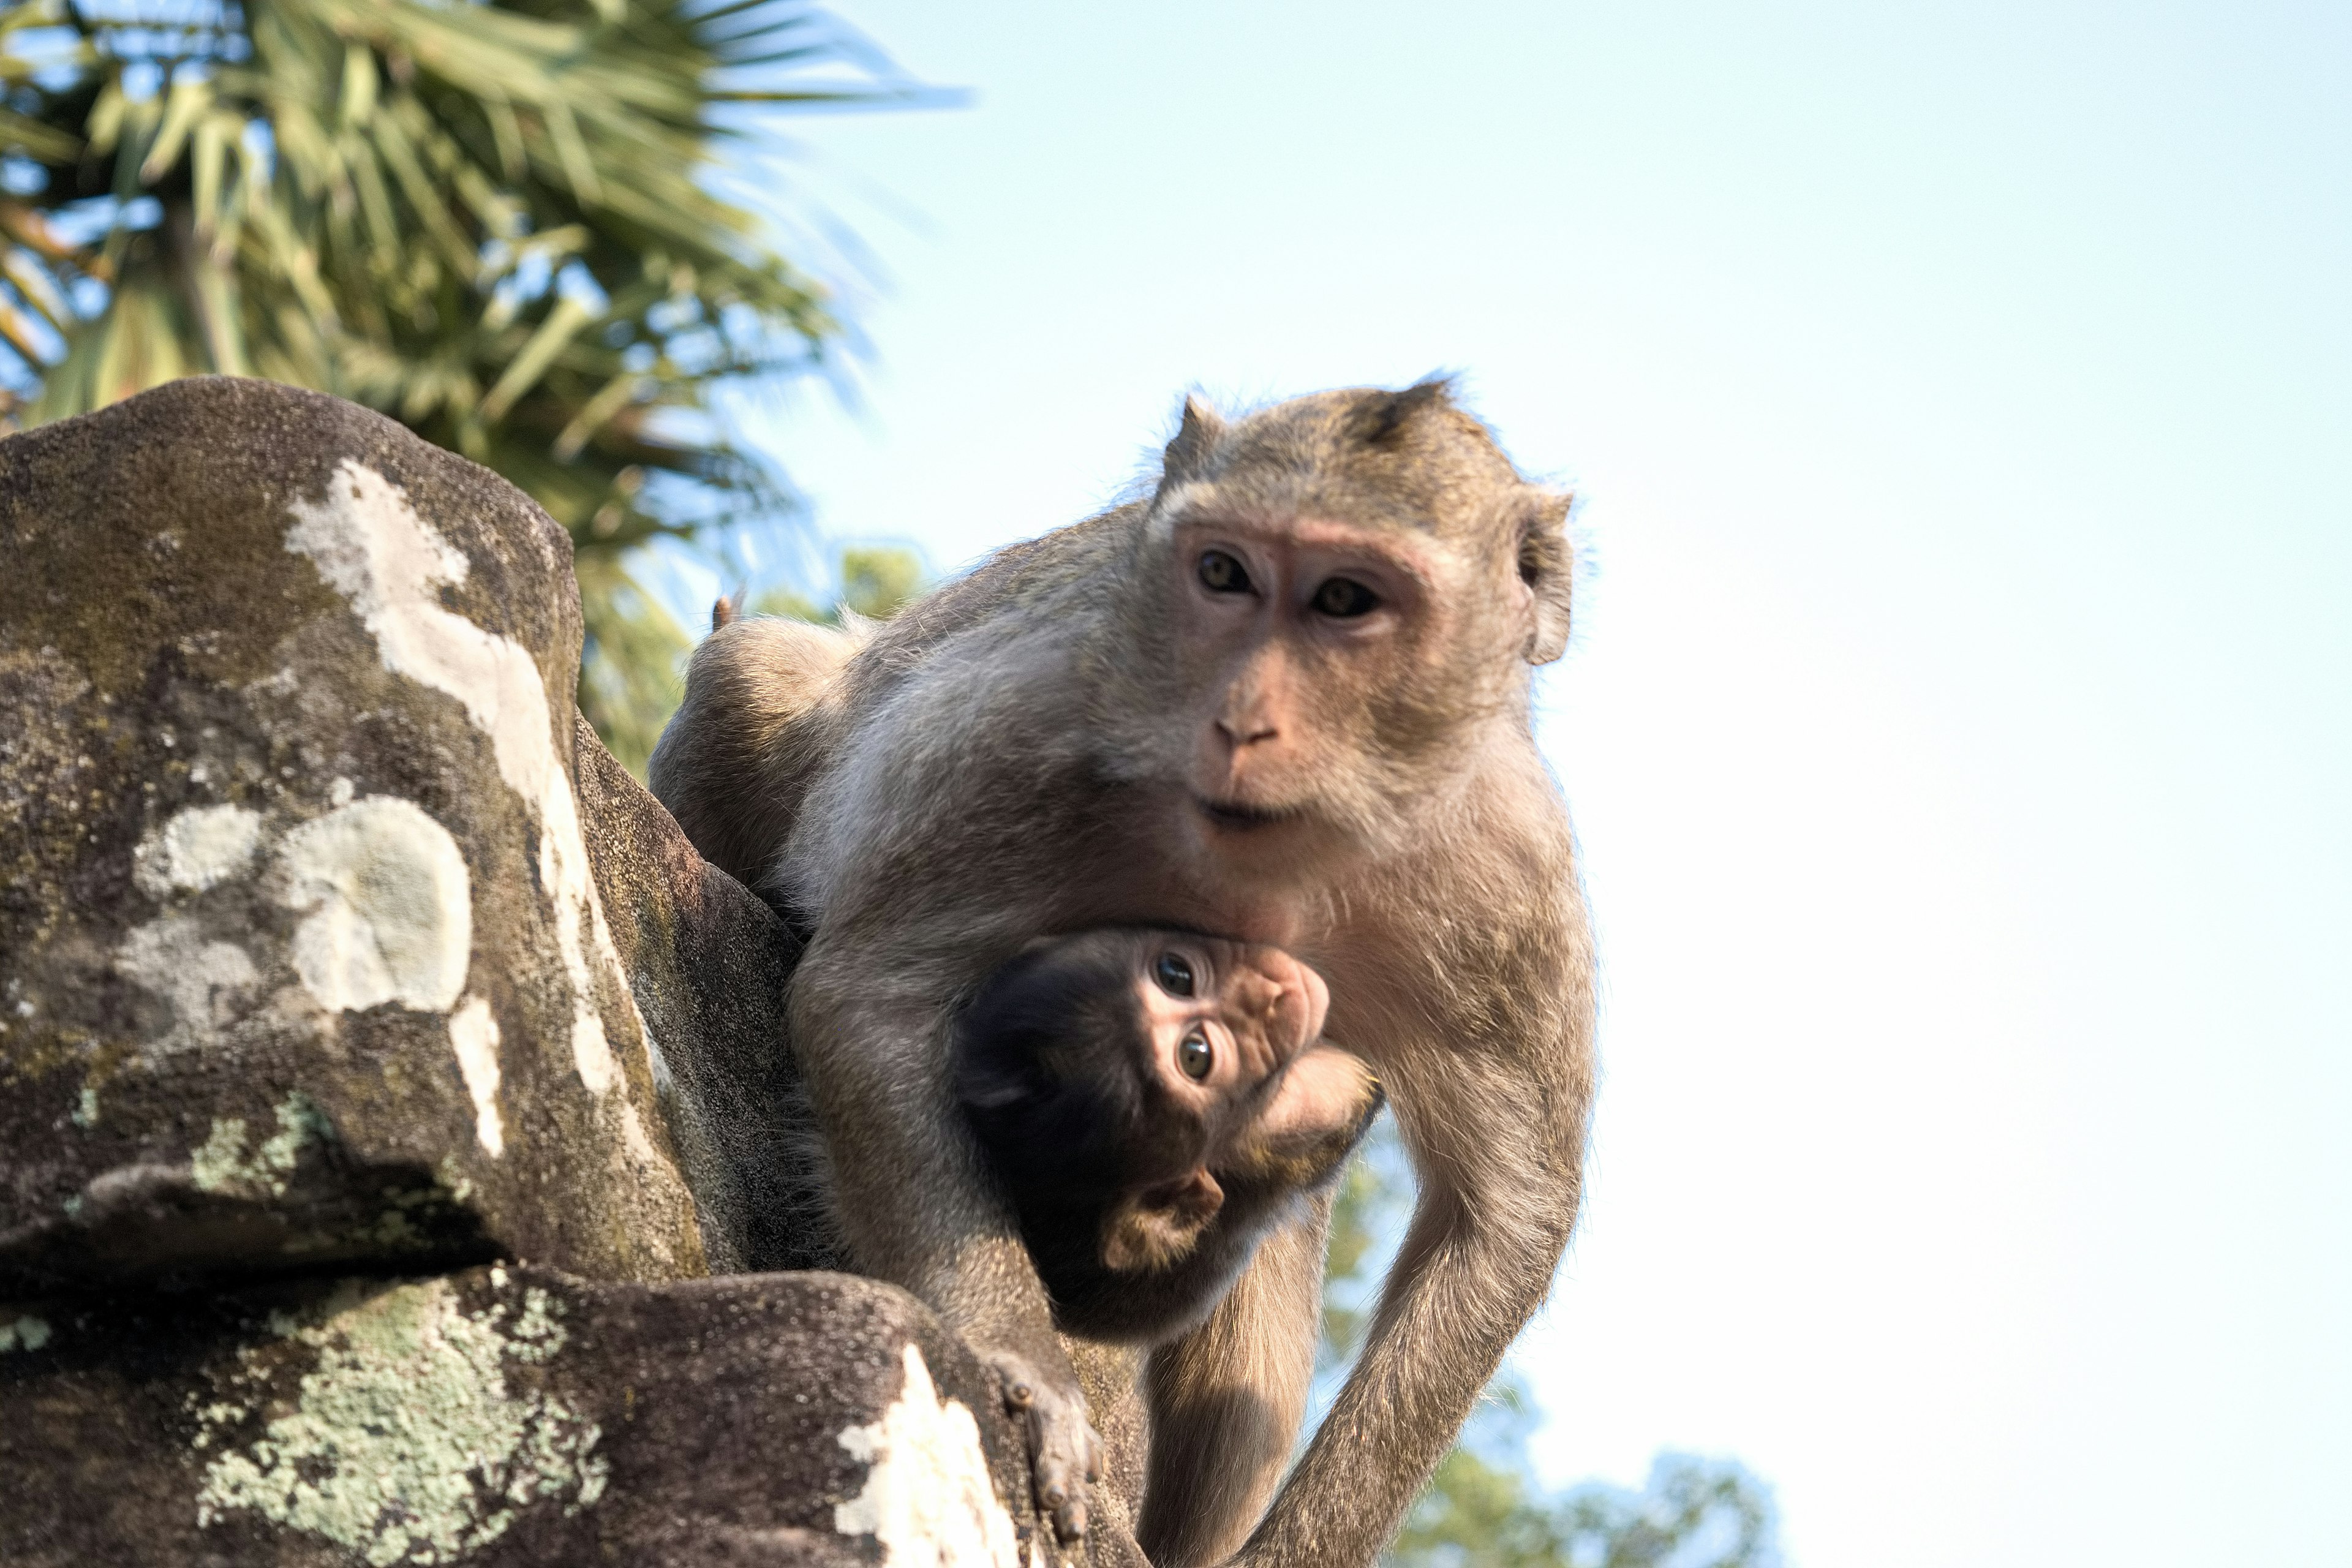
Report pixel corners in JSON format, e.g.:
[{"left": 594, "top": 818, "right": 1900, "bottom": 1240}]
[{"left": 990, "top": 1348, "right": 1107, "bottom": 1544}]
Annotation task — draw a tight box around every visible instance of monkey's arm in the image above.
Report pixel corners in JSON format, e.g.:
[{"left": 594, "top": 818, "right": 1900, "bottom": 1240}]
[
  {"left": 788, "top": 937, "right": 1104, "bottom": 1540},
  {"left": 1235, "top": 1031, "right": 1588, "bottom": 1568},
  {"left": 1138, "top": 1196, "right": 1333, "bottom": 1568}
]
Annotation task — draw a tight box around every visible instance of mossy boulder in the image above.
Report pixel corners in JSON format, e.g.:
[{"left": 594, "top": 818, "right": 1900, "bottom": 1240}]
[
  {"left": 0, "top": 379, "right": 1149, "bottom": 1568},
  {"left": 0, "top": 1265, "right": 1058, "bottom": 1567},
  {"left": 0, "top": 377, "right": 747, "bottom": 1289}
]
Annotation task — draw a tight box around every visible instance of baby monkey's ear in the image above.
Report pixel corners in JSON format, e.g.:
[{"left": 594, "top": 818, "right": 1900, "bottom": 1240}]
[{"left": 1101, "top": 1169, "right": 1225, "bottom": 1273}]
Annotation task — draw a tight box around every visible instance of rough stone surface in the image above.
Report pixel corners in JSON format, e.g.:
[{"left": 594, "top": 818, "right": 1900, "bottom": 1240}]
[
  {"left": 0, "top": 379, "right": 1152, "bottom": 1568},
  {"left": 0, "top": 379, "right": 706, "bottom": 1289},
  {"left": 572, "top": 717, "right": 832, "bottom": 1276},
  {"left": 0, "top": 1266, "right": 1058, "bottom": 1567}
]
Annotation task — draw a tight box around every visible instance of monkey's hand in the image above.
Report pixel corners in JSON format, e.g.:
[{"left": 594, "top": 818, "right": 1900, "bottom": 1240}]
[{"left": 987, "top": 1347, "right": 1106, "bottom": 1544}]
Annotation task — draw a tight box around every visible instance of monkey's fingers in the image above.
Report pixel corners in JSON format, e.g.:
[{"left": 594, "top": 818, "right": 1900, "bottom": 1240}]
[
  {"left": 1027, "top": 1401, "right": 1094, "bottom": 1542},
  {"left": 984, "top": 1349, "right": 1096, "bottom": 1542}
]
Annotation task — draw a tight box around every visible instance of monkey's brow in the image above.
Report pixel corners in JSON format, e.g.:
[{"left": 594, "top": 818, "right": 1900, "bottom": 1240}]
[{"left": 1175, "top": 513, "right": 1442, "bottom": 576}]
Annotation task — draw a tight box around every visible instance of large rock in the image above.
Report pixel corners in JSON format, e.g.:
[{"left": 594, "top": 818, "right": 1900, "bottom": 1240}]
[
  {"left": 0, "top": 380, "right": 1150, "bottom": 1568},
  {"left": 0, "top": 1265, "right": 1058, "bottom": 1567},
  {"left": 0, "top": 379, "right": 714, "bottom": 1289}
]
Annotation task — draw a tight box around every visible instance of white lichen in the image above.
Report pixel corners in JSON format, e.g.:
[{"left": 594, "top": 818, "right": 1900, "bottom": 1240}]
[
  {"left": 834, "top": 1343, "right": 1020, "bottom": 1568},
  {"left": 284, "top": 462, "right": 651, "bottom": 1095},
  {"left": 447, "top": 996, "right": 506, "bottom": 1157},
  {"left": 133, "top": 802, "right": 265, "bottom": 897},
  {"left": 115, "top": 913, "right": 259, "bottom": 1055},
  {"left": 195, "top": 1278, "right": 606, "bottom": 1564},
  {"left": 0, "top": 1314, "right": 53, "bottom": 1353},
  {"left": 619, "top": 1102, "right": 662, "bottom": 1170},
  {"left": 278, "top": 796, "right": 472, "bottom": 1014}
]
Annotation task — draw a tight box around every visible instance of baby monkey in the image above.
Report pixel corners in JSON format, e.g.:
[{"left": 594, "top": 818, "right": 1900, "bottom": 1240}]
[{"left": 954, "top": 928, "right": 1382, "bottom": 1345}]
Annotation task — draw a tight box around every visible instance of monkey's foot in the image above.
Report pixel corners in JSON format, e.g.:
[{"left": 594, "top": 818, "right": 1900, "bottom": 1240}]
[{"left": 987, "top": 1348, "right": 1106, "bottom": 1545}]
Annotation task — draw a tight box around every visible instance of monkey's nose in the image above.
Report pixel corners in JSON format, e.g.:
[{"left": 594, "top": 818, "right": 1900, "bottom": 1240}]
[{"left": 1214, "top": 716, "right": 1278, "bottom": 750}]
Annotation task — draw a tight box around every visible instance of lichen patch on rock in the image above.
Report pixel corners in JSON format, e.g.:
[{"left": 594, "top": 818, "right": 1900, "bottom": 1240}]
[
  {"left": 190, "top": 1093, "right": 335, "bottom": 1197},
  {"left": 194, "top": 1276, "right": 607, "bottom": 1564},
  {"left": 0, "top": 1313, "right": 52, "bottom": 1352},
  {"left": 834, "top": 1343, "right": 1020, "bottom": 1568},
  {"left": 278, "top": 796, "right": 472, "bottom": 1014},
  {"left": 114, "top": 912, "right": 260, "bottom": 1055},
  {"left": 284, "top": 461, "right": 650, "bottom": 1097},
  {"left": 133, "top": 803, "right": 263, "bottom": 896},
  {"left": 448, "top": 997, "right": 506, "bottom": 1158}
]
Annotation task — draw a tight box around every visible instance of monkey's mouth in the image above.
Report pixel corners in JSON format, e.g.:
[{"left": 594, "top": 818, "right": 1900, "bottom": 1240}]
[{"left": 1195, "top": 797, "right": 1300, "bottom": 832}]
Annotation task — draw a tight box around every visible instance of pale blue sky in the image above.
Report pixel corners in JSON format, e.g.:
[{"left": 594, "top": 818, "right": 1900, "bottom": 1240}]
[{"left": 689, "top": 4, "right": 2350, "bottom": 1563}]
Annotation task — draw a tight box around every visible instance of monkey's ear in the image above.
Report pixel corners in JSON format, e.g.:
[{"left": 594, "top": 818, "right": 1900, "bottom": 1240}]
[
  {"left": 1101, "top": 1168, "right": 1224, "bottom": 1273},
  {"left": 1354, "top": 375, "right": 1457, "bottom": 450},
  {"left": 1235, "top": 1046, "right": 1383, "bottom": 1182},
  {"left": 1518, "top": 491, "right": 1574, "bottom": 666},
  {"left": 1162, "top": 394, "right": 1227, "bottom": 483}
]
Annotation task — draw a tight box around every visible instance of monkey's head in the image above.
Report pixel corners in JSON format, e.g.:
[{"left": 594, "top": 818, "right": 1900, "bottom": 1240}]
[
  {"left": 1105, "top": 379, "right": 1575, "bottom": 878},
  {"left": 953, "top": 927, "right": 1382, "bottom": 1344}
]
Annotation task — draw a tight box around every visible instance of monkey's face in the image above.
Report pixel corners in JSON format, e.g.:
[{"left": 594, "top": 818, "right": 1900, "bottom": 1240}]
[
  {"left": 953, "top": 929, "right": 1331, "bottom": 1191},
  {"left": 1098, "top": 932, "right": 1379, "bottom": 1276},
  {"left": 1147, "top": 507, "right": 1530, "bottom": 878},
  {"left": 1126, "top": 932, "right": 1331, "bottom": 1137},
  {"left": 954, "top": 927, "right": 1374, "bottom": 1319},
  {"left": 1110, "top": 386, "right": 1572, "bottom": 887}
]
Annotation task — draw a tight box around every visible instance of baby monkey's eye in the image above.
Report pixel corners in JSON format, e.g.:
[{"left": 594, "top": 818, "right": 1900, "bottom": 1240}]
[
  {"left": 1153, "top": 952, "right": 1196, "bottom": 997},
  {"left": 1178, "top": 1028, "right": 1214, "bottom": 1080}
]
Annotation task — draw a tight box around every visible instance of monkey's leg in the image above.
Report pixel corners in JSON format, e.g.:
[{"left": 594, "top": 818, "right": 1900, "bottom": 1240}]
[
  {"left": 1229, "top": 1050, "right": 1583, "bottom": 1568},
  {"left": 648, "top": 616, "right": 861, "bottom": 887},
  {"left": 1137, "top": 1196, "right": 1332, "bottom": 1568}
]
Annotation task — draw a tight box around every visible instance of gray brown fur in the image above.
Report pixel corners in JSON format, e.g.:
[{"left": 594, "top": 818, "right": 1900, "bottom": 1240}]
[{"left": 649, "top": 380, "right": 1594, "bottom": 1566}]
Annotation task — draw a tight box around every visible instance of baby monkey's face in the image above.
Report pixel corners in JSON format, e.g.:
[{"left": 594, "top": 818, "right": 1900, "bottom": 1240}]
[
  {"left": 954, "top": 924, "right": 1377, "bottom": 1342},
  {"left": 1128, "top": 933, "right": 1331, "bottom": 1128}
]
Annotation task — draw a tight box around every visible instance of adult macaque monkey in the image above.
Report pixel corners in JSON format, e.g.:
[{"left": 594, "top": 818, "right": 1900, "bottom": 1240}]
[{"left": 651, "top": 380, "right": 1592, "bottom": 1567}]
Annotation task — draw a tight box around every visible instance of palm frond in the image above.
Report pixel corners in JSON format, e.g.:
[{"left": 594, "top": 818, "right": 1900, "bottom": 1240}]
[{"left": 0, "top": 0, "right": 929, "bottom": 767}]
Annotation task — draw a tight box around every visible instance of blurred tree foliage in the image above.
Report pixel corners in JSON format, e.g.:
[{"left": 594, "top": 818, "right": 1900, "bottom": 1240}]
[
  {"left": 752, "top": 540, "right": 921, "bottom": 625},
  {"left": 575, "top": 541, "right": 923, "bottom": 772},
  {"left": 1323, "top": 1125, "right": 1782, "bottom": 1568},
  {"left": 0, "top": 0, "right": 921, "bottom": 769}
]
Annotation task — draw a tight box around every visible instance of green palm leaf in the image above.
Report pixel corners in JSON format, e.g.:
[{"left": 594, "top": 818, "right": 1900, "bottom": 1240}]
[{"left": 0, "top": 0, "right": 930, "bottom": 772}]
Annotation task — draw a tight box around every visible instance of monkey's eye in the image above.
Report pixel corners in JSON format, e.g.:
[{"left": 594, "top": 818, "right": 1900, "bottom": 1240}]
[
  {"left": 1311, "top": 577, "right": 1379, "bottom": 618},
  {"left": 1197, "top": 550, "right": 1253, "bottom": 594},
  {"left": 1178, "top": 1028, "right": 1214, "bottom": 1080},
  {"left": 1153, "top": 952, "right": 1196, "bottom": 997}
]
